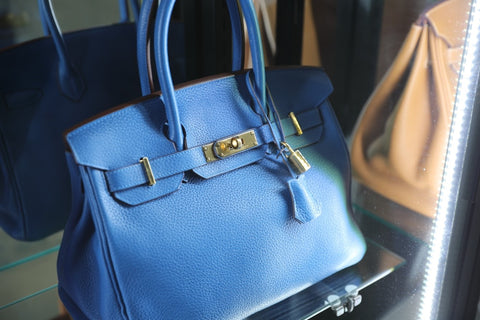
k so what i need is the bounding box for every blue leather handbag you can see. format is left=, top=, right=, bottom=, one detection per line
left=0, top=0, right=186, bottom=240
left=58, top=0, right=366, bottom=318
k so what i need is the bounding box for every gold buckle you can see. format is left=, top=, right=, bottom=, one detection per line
left=289, top=112, right=303, bottom=136
left=203, top=130, right=258, bottom=163
left=140, top=157, right=156, bottom=186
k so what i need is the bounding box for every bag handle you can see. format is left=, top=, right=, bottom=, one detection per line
left=38, top=0, right=84, bottom=100
left=137, top=0, right=244, bottom=95
left=155, top=0, right=265, bottom=150
left=38, top=0, right=140, bottom=100
left=39, top=0, right=140, bottom=35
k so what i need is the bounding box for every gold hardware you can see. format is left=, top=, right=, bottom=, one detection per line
left=218, top=142, right=227, bottom=152
left=231, top=137, right=243, bottom=149
left=140, top=157, right=156, bottom=186
left=203, top=130, right=258, bottom=163
left=281, top=142, right=311, bottom=174
left=289, top=112, right=303, bottom=136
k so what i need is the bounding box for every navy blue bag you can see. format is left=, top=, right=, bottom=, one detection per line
left=0, top=0, right=195, bottom=240
left=0, top=0, right=143, bottom=240
left=58, top=0, right=366, bottom=318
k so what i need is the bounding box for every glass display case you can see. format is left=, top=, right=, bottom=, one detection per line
left=1, top=0, right=479, bottom=319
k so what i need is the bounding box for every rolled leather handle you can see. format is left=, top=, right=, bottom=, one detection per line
left=154, top=0, right=266, bottom=150
left=137, top=0, right=244, bottom=95
left=38, top=0, right=85, bottom=100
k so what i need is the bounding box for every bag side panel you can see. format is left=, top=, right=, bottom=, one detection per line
left=0, top=24, right=141, bottom=240
left=0, top=128, right=24, bottom=239
left=62, top=67, right=366, bottom=319
left=58, top=153, right=127, bottom=320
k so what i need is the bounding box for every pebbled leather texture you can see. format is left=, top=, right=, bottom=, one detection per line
left=60, top=66, right=366, bottom=319
left=58, top=0, right=365, bottom=318
left=0, top=4, right=184, bottom=240
left=288, top=175, right=322, bottom=223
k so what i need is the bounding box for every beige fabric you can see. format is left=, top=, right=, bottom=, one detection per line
left=350, top=0, right=469, bottom=218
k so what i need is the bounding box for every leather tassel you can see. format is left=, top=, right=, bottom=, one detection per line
left=288, top=174, right=322, bottom=223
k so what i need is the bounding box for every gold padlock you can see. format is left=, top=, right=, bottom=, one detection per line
left=281, top=142, right=311, bottom=175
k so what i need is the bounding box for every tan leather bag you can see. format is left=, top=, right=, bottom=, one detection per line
left=350, top=0, right=469, bottom=218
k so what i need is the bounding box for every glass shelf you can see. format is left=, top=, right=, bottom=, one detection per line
left=0, top=284, right=60, bottom=320
left=247, top=239, right=405, bottom=319
left=0, top=237, right=403, bottom=320
left=0, top=228, right=61, bottom=319
left=352, top=181, right=433, bottom=244
left=0, top=229, right=62, bottom=270
left=0, top=247, right=58, bottom=308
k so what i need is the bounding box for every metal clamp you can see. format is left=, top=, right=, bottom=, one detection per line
left=331, top=292, right=362, bottom=317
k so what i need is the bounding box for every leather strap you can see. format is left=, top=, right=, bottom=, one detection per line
left=105, top=124, right=274, bottom=192
left=280, top=108, right=322, bottom=137
left=155, top=0, right=265, bottom=150
left=105, top=107, right=320, bottom=192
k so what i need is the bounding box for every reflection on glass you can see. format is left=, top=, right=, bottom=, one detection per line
left=350, top=0, right=470, bottom=219
left=421, top=0, right=478, bottom=318
left=345, top=0, right=472, bottom=319
left=0, top=0, right=476, bottom=319
left=0, top=229, right=61, bottom=270
left=247, top=240, right=404, bottom=319
left=0, top=283, right=59, bottom=319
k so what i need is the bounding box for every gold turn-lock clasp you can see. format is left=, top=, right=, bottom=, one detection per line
left=281, top=142, right=311, bottom=175
left=203, top=130, right=259, bottom=163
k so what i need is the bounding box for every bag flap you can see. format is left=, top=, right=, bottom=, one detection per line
left=67, top=67, right=333, bottom=206
left=176, top=74, right=267, bottom=179
left=267, top=67, right=331, bottom=150
left=66, top=97, right=185, bottom=205
left=265, top=67, right=333, bottom=117
left=67, top=98, right=172, bottom=170
left=67, top=73, right=269, bottom=205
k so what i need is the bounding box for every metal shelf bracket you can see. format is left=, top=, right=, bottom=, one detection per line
left=331, top=292, right=362, bottom=317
